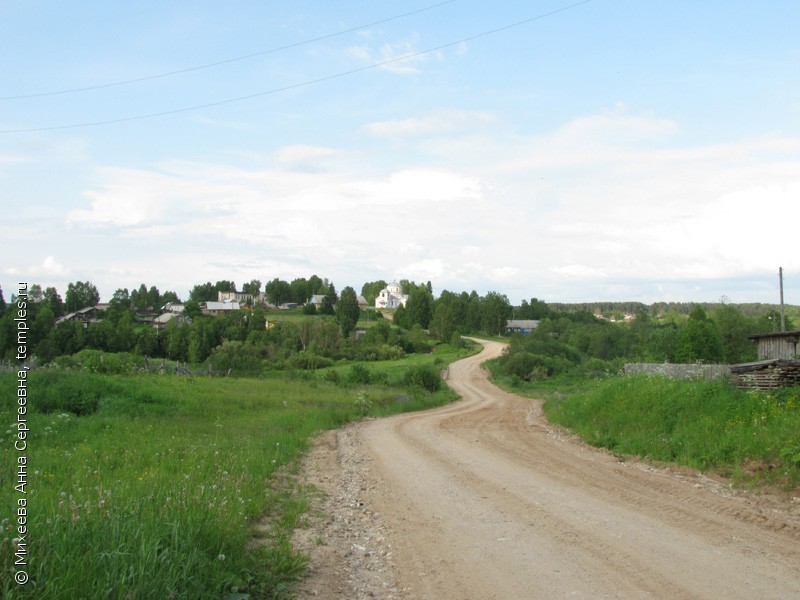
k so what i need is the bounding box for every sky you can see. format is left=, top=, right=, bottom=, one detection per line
left=2, top=0, right=799, bottom=306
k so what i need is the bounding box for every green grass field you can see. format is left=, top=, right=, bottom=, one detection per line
left=542, top=376, right=800, bottom=489
left=0, top=346, right=468, bottom=599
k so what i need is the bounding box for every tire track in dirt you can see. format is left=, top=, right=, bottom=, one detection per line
left=296, top=339, right=800, bottom=599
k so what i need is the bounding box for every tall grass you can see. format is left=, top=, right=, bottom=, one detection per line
left=0, top=365, right=457, bottom=599
left=544, top=375, right=800, bottom=488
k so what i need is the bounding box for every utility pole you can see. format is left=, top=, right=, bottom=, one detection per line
left=779, top=266, right=786, bottom=332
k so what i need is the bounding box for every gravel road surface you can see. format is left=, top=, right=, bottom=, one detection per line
left=294, top=339, right=800, bottom=599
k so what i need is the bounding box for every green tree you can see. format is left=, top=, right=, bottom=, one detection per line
left=336, top=286, right=361, bottom=337
left=430, top=302, right=457, bottom=342
left=289, top=278, right=311, bottom=304
left=320, top=283, right=337, bottom=315
left=404, top=288, right=434, bottom=329
left=190, top=282, right=216, bottom=303
left=481, top=292, right=512, bottom=336
left=242, top=279, right=262, bottom=297
left=361, top=280, right=387, bottom=306
left=675, top=306, right=723, bottom=363
left=147, top=285, right=161, bottom=310
left=43, top=286, right=64, bottom=317
left=215, top=280, right=236, bottom=293
left=713, top=304, right=756, bottom=363
left=130, top=283, right=149, bottom=312
left=107, top=288, right=131, bottom=321
left=518, top=297, right=551, bottom=320
left=65, top=281, right=100, bottom=312
left=265, top=278, right=292, bottom=306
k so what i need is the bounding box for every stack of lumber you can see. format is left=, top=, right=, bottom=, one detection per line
left=729, top=359, right=800, bottom=390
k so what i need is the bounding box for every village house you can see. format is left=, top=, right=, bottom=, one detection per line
left=55, top=305, right=105, bottom=328
left=202, top=301, right=241, bottom=315
left=375, top=282, right=408, bottom=309
left=218, top=290, right=266, bottom=305
left=505, top=320, right=540, bottom=335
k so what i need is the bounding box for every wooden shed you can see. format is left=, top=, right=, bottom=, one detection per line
left=747, top=331, right=800, bottom=361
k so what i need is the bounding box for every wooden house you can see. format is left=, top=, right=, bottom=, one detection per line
left=747, top=331, right=800, bottom=360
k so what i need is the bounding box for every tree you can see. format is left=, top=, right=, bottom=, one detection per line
left=320, top=283, right=337, bottom=315
left=361, top=280, right=387, bottom=306
left=0, top=286, right=5, bottom=318
left=404, top=288, right=433, bottom=329
left=65, top=281, right=100, bottom=312
left=674, top=306, right=723, bottom=363
left=130, top=283, right=149, bottom=312
left=289, top=278, right=311, bottom=304
left=43, top=287, right=64, bottom=317
left=107, top=288, right=131, bottom=321
left=161, top=290, right=180, bottom=306
left=336, top=287, right=361, bottom=337
left=147, top=285, right=161, bottom=310
left=481, top=291, right=512, bottom=336
left=518, top=298, right=551, bottom=320
left=430, top=302, right=458, bottom=342
left=265, top=278, right=292, bottom=306
left=713, top=304, right=756, bottom=363
left=190, top=282, right=216, bottom=303
left=242, top=279, right=262, bottom=297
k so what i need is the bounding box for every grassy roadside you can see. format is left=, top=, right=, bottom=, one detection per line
left=487, top=358, right=800, bottom=491
left=0, top=346, right=470, bottom=599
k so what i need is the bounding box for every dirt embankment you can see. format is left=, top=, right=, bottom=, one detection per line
left=294, top=340, right=800, bottom=599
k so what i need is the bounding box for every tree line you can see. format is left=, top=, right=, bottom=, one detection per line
left=0, top=279, right=792, bottom=376
left=0, top=278, right=514, bottom=368
left=496, top=302, right=795, bottom=382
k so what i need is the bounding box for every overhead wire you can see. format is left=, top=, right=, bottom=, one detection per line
left=0, top=0, right=458, bottom=101
left=0, top=0, right=593, bottom=134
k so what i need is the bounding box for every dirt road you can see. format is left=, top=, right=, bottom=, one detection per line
left=295, top=340, right=800, bottom=599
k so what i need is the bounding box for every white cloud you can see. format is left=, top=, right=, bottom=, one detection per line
left=35, top=256, right=70, bottom=276
left=346, top=34, right=431, bottom=74
left=54, top=106, right=800, bottom=303
left=364, top=110, right=499, bottom=138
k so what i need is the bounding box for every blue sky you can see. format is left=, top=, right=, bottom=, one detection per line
left=2, top=0, right=799, bottom=305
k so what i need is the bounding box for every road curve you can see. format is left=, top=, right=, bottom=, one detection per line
left=295, top=339, right=800, bottom=599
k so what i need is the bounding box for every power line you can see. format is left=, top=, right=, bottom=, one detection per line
left=0, top=0, right=457, bottom=101
left=0, top=0, right=593, bottom=134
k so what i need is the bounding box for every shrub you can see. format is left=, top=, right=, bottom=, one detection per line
left=403, top=365, right=442, bottom=392
left=347, top=364, right=372, bottom=385
left=207, top=341, right=264, bottom=375
left=33, top=371, right=105, bottom=416
left=51, top=349, right=144, bottom=375
left=320, top=369, right=340, bottom=385
left=286, top=350, right=334, bottom=370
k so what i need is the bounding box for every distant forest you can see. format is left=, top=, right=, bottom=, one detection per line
left=547, top=301, right=800, bottom=323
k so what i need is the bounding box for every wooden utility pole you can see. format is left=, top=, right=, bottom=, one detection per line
left=779, top=266, right=786, bottom=332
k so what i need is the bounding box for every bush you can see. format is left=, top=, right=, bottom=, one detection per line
left=286, top=350, right=334, bottom=370
left=347, top=364, right=372, bottom=385
left=403, top=365, right=442, bottom=392
left=51, top=349, right=144, bottom=375
left=32, top=371, right=105, bottom=416
left=321, top=369, right=341, bottom=385
left=207, top=341, right=264, bottom=375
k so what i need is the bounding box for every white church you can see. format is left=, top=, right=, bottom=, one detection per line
left=374, top=282, right=408, bottom=309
